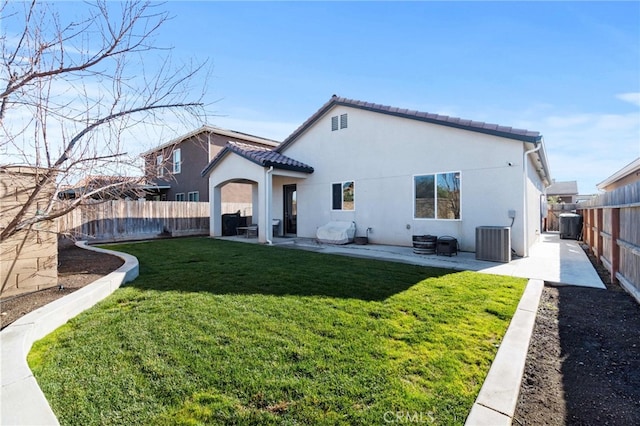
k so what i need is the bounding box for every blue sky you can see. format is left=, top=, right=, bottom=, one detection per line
left=151, top=1, right=639, bottom=194
left=7, top=1, right=640, bottom=193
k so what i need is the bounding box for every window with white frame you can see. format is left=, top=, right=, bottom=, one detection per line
left=175, top=193, right=185, bottom=201
left=156, top=155, right=163, bottom=177
left=332, top=181, right=354, bottom=211
left=414, top=172, right=461, bottom=219
left=173, top=148, right=181, bottom=174
left=188, top=191, right=199, bottom=202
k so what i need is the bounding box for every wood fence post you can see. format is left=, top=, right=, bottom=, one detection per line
left=596, top=208, right=603, bottom=263
left=588, top=208, right=594, bottom=251
left=611, top=208, right=620, bottom=285
left=583, top=208, right=591, bottom=249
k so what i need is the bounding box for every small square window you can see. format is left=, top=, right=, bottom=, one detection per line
left=175, top=193, right=185, bottom=201
left=188, top=191, right=199, bottom=202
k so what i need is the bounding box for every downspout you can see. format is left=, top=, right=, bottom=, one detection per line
left=523, top=142, right=542, bottom=257
left=265, top=166, right=274, bottom=245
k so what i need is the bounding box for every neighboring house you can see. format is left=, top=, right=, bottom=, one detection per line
left=544, top=180, right=578, bottom=232
left=546, top=180, right=578, bottom=204
left=202, top=96, right=552, bottom=257
left=596, top=157, right=640, bottom=192
left=141, top=126, right=279, bottom=205
left=58, top=175, right=148, bottom=200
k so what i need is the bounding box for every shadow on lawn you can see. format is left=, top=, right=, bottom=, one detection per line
left=119, top=238, right=455, bottom=302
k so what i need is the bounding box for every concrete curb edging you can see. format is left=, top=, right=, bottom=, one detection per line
left=465, top=279, right=544, bottom=425
left=1, top=241, right=139, bottom=426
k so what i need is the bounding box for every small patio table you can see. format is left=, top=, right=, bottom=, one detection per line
left=236, top=225, right=258, bottom=238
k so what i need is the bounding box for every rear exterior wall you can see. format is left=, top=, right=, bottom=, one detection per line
left=280, top=106, right=540, bottom=255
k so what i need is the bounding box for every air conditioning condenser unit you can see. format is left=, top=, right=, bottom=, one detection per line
left=475, top=226, right=511, bottom=263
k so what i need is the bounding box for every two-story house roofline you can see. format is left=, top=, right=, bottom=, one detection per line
left=142, top=125, right=280, bottom=203
left=140, top=125, right=279, bottom=158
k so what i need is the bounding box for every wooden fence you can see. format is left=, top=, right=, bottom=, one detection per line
left=546, top=203, right=578, bottom=232
left=578, top=181, right=640, bottom=303
left=57, top=200, right=210, bottom=243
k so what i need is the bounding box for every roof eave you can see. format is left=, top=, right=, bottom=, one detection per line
left=263, top=161, right=314, bottom=173
left=341, top=100, right=543, bottom=144
left=596, top=157, right=640, bottom=189
left=527, top=138, right=552, bottom=187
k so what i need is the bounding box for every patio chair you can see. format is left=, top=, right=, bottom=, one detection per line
left=246, top=224, right=258, bottom=238
left=236, top=223, right=258, bottom=238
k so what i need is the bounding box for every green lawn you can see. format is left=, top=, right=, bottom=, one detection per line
left=28, top=237, right=526, bottom=425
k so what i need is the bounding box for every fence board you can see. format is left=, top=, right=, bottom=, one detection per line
left=546, top=203, right=578, bottom=231
left=57, top=200, right=210, bottom=242
left=578, top=182, right=640, bottom=303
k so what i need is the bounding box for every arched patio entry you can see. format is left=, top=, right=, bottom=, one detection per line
left=203, top=142, right=314, bottom=244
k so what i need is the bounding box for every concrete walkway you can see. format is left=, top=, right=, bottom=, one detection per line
left=0, top=233, right=604, bottom=425
left=0, top=242, right=139, bottom=426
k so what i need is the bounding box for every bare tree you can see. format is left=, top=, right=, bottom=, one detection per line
left=0, top=0, right=209, bottom=242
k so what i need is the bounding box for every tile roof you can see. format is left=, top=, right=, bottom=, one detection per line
left=201, top=141, right=314, bottom=177
left=546, top=180, right=578, bottom=195
left=277, top=95, right=543, bottom=153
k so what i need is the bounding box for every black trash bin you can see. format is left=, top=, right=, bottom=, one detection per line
left=559, top=213, right=583, bottom=240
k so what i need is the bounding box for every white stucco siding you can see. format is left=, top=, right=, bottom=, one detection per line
left=282, top=105, right=530, bottom=251
left=207, top=154, right=266, bottom=239
left=524, top=149, right=546, bottom=251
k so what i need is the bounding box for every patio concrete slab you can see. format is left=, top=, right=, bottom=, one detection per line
left=269, top=232, right=605, bottom=289
left=479, top=233, right=605, bottom=288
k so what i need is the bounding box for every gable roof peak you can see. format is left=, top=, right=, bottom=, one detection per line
left=277, top=95, right=543, bottom=153
left=201, top=141, right=314, bottom=177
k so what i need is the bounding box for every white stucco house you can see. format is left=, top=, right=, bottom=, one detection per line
left=202, top=96, right=552, bottom=257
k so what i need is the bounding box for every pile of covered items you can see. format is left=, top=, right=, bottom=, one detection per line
left=316, top=221, right=356, bottom=244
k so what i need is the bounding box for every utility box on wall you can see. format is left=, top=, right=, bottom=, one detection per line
left=0, top=167, right=58, bottom=297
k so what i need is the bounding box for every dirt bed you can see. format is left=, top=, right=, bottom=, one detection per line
left=514, top=245, right=640, bottom=425
left=1, top=244, right=124, bottom=330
